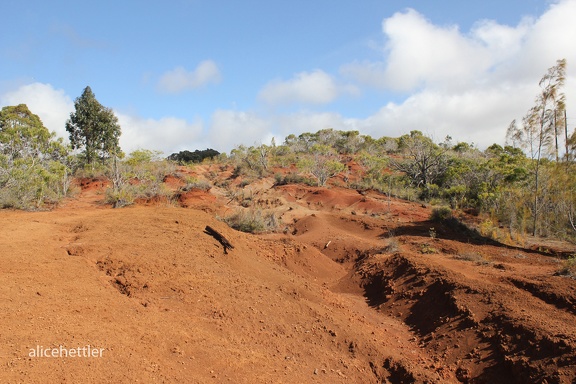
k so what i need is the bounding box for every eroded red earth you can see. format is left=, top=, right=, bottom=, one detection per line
left=1, top=167, right=574, bottom=383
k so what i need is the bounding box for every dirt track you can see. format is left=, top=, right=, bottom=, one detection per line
left=0, top=173, right=574, bottom=383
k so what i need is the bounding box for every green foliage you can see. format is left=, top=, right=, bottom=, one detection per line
left=0, top=104, right=71, bottom=209
left=297, top=144, right=346, bottom=186
left=273, top=172, right=313, bottom=186
left=105, top=149, right=175, bottom=208
left=284, top=128, right=375, bottom=155
left=391, top=130, right=448, bottom=192
left=168, top=148, right=220, bottom=164
left=66, top=86, right=122, bottom=165
left=126, top=149, right=163, bottom=166
left=230, top=144, right=271, bottom=178
left=430, top=206, right=453, bottom=222
left=506, top=59, right=567, bottom=236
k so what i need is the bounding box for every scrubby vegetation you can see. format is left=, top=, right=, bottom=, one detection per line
left=1, top=60, right=575, bottom=245
left=557, top=256, right=576, bottom=278
left=221, top=59, right=576, bottom=243
left=105, top=149, right=175, bottom=207
left=0, top=104, right=72, bottom=209
left=223, top=208, right=280, bottom=233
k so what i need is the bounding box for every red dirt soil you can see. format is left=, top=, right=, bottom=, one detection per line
left=0, top=172, right=575, bottom=383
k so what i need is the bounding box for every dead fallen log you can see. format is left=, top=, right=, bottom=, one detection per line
left=204, top=226, right=234, bottom=254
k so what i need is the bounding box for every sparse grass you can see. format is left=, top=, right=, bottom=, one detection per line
left=273, top=172, right=314, bottom=186
left=556, top=256, right=576, bottom=278
left=105, top=154, right=177, bottom=208
left=454, top=252, right=491, bottom=265
left=105, top=184, right=136, bottom=208
left=384, top=238, right=400, bottom=253
left=182, top=176, right=212, bottom=192
left=106, top=182, right=174, bottom=208
left=223, top=208, right=280, bottom=233
left=420, top=243, right=438, bottom=254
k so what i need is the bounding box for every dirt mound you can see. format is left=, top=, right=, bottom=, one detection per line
left=1, top=173, right=575, bottom=383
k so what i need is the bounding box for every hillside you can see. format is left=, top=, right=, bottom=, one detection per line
left=0, top=166, right=575, bottom=383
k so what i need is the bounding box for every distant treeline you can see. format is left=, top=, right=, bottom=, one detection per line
left=167, top=149, right=220, bottom=164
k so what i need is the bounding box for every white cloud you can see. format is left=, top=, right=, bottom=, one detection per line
left=505, top=0, right=576, bottom=81
left=258, top=70, right=342, bottom=105
left=340, top=61, right=388, bottom=89
left=0, top=82, right=74, bottom=140
left=157, top=60, right=221, bottom=94
left=352, top=84, right=537, bottom=146
left=208, top=110, right=272, bottom=151
left=117, top=113, right=205, bottom=155
left=336, top=0, right=576, bottom=148
left=207, top=109, right=360, bottom=151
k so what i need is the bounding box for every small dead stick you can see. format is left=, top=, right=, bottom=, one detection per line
left=204, top=226, right=234, bottom=254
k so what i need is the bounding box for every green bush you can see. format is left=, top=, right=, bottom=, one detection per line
left=273, top=172, right=310, bottom=186
left=0, top=104, right=72, bottom=210
left=105, top=150, right=176, bottom=208
left=430, top=206, right=453, bottom=222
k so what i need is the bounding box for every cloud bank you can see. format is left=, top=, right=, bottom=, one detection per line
left=339, top=0, right=576, bottom=145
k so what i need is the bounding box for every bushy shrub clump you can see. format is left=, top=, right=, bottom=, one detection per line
left=430, top=206, right=453, bottom=222
left=223, top=209, right=279, bottom=233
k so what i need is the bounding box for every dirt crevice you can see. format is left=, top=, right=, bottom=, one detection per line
left=355, top=252, right=576, bottom=383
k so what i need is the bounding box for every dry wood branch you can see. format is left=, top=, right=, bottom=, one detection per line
left=204, top=225, right=234, bottom=254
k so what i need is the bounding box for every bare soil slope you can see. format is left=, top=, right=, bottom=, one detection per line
left=0, top=174, right=575, bottom=383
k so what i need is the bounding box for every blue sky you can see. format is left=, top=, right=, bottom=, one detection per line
left=1, top=0, right=575, bottom=154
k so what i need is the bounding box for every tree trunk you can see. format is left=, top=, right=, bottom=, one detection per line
left=565, top=109, right=569, bottom=162
left=554, top=110, right=559, bottom=162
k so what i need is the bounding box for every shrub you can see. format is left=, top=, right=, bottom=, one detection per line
left=167, top=148, right=220, bottom=164
left=384, top=238, right=400, bottom=253
left=430, top=206, right=453, bottom=222
left=105, top=184, right=137, bottom=208
left=182, top=177, right=212, bottom=192
left=223, top=209, right=280, bottom=233
left=105, top=150, right=176, bottom=208
left=273, top=172, right=310, bottom=186
left=556, top=256, right=576, bottom=278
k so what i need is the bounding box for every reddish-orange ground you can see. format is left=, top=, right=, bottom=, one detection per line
left=0, top=168, right=574, bottom=383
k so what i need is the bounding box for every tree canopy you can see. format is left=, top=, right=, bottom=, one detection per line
left=0, top=104, right=70, bottom=208
left=168, top=149, right=220, bottom=164
left=66, top=86, right=121, bottom=165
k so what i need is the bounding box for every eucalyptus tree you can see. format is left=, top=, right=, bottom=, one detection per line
left=506, top=59, right=566, bottom=236
left=297, top=144, right=346, bottom=186
left=0, top=104, right=70, bottom=208
left=66, top=86, right=122, bottom=166
left=391, top=131, right=448, bottom=195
